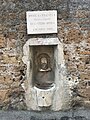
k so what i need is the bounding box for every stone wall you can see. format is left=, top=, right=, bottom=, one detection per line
left=0, top=0, right=90, bottom=110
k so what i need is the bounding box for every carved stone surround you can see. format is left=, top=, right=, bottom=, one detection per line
left=22, top=38, right=70, bottom=111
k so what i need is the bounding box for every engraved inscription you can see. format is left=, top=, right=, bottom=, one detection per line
left=26, top=10, right=57, bottom=34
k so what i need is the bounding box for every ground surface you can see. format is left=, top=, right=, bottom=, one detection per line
left=0, top=108, right=90, bottom=120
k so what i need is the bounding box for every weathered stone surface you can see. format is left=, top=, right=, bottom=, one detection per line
left=0, top=75, right=13, bottom=85
left=0, top=89, right=10, bottom=109
left=0, top=0, right=90, bottom=110
left=0, top=35, right=6, bottom=48
left=22, top=38, right=70, bottom=111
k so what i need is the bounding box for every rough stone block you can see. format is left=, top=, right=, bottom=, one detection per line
left=80, top=73, right=90, bottom=80
left=0, top=75, right=13, bottom=85
left=0, top=89, right=10, bottom=104
left=0, top=35, right=6, bottom=48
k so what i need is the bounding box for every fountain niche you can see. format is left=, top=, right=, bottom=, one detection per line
left=22, top=38, right=70, bottom=111
left=33, top=46, right=54, bottom=89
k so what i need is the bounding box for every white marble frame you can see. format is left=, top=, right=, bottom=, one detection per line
left=22, top=38, right=70, bottom=111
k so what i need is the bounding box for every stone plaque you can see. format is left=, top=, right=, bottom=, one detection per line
left=26, top=10, right=57, bottom=34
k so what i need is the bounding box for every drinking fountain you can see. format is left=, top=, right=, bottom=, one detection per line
left=22, top=38, right=70, bottom=111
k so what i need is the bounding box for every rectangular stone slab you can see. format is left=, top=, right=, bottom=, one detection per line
left=26, top=10, right=57, bottom=34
